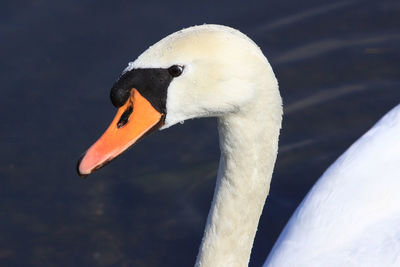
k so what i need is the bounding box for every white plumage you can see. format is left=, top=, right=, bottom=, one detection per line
left=265, top=104, right=400, bottom=267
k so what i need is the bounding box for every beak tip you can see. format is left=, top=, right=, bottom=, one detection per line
left=77, top=153, right=90, bottom=178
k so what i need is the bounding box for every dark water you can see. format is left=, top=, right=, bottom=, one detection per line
left=1, top=0, right=399, bottom=266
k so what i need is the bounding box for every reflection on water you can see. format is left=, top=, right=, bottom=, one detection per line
left=1, top=0, right=400, bottom=266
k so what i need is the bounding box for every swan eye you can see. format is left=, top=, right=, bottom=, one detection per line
left=168, top=65, right=184, bottom=77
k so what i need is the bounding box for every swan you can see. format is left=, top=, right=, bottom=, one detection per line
left=77, top=24, right=400, bottom=266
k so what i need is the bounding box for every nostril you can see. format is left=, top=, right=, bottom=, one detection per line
left=117, top=105, right=133, bottom=128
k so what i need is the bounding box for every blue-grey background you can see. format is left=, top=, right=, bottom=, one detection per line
left=1, top=0, right=399, bottom=266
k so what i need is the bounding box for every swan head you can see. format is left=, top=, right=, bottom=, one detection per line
left=77, top=24, right=277, bottom=177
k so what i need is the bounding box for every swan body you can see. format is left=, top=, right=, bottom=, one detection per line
left=265, top=104, right=400, bottom=267
left=77, top=24, right=400, bottom=267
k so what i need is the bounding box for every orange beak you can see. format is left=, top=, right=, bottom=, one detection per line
left=77, top=89, right=164, bottom=177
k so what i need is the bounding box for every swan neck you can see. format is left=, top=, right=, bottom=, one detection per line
left=195, top=83, right=282, bottom=267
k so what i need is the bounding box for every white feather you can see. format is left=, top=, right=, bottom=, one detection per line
left=265, top=105, right=400, bottom=267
